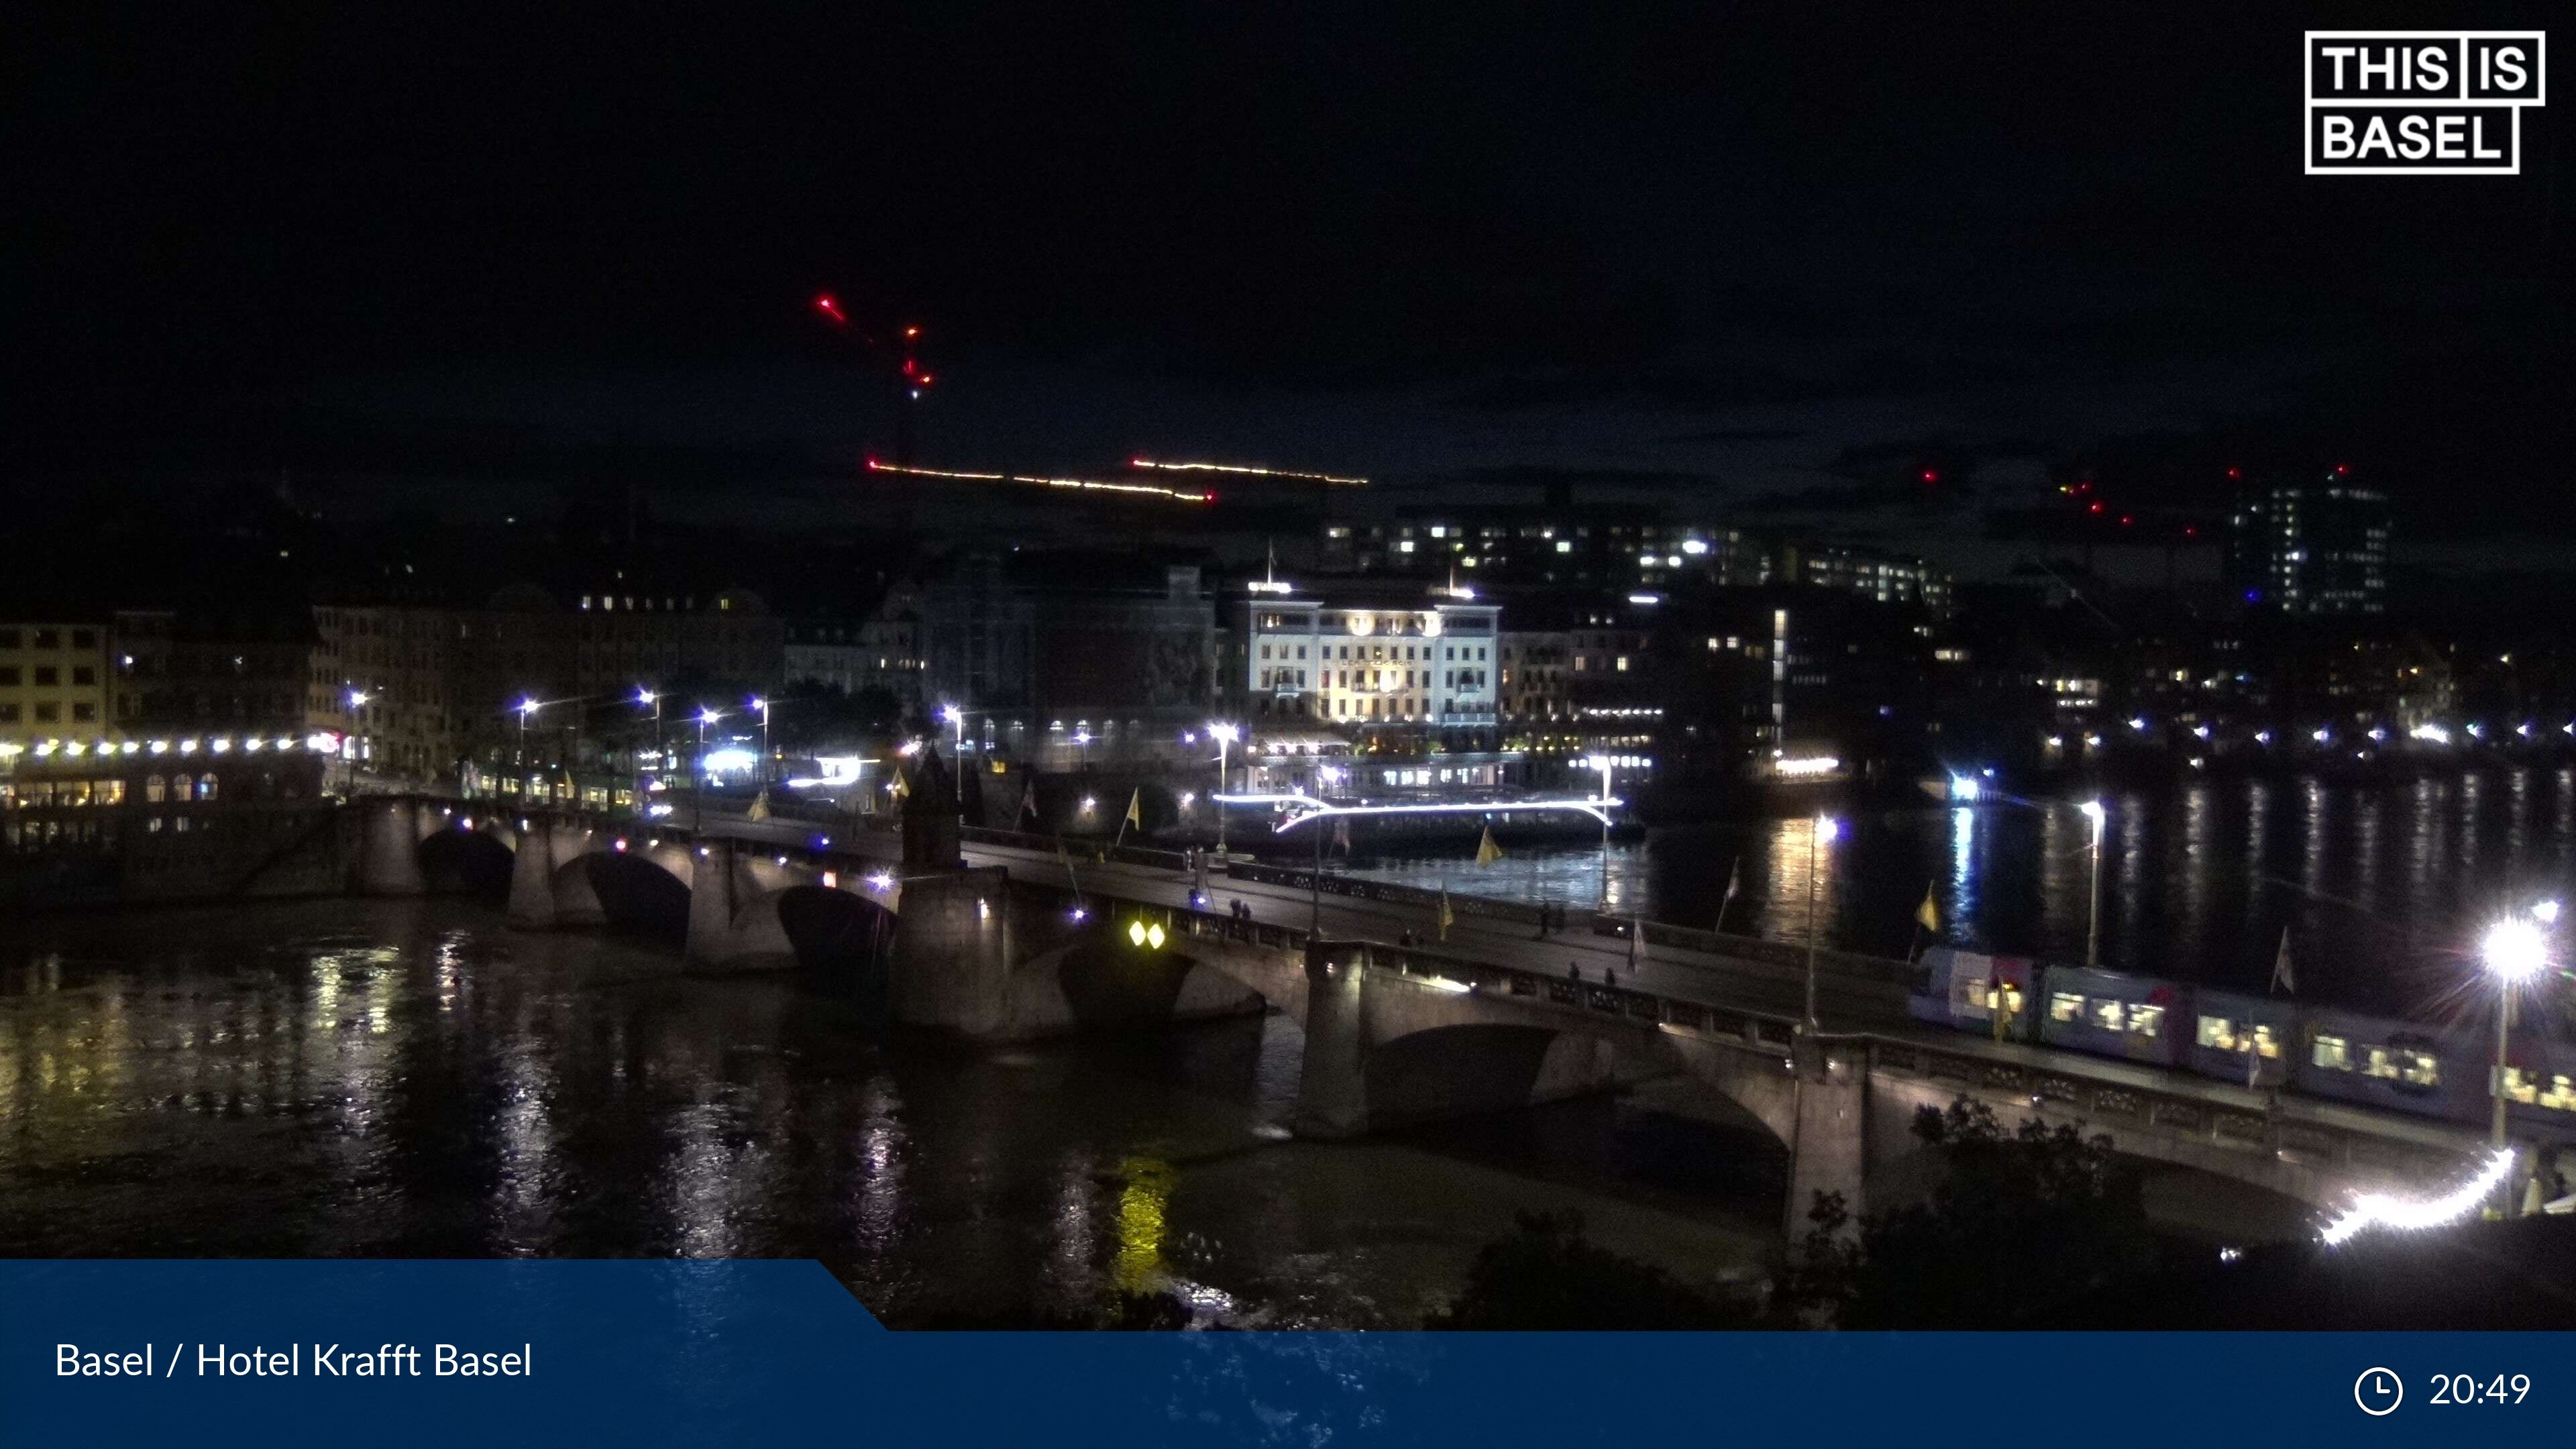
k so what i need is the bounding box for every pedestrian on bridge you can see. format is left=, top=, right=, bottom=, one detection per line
left=1567, top=961, right=1580, bottom=983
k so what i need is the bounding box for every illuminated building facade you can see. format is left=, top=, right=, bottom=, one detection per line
left=1234, top=587, right=1500, bottom=728
left=2229, top=473, right=2390, bottom=616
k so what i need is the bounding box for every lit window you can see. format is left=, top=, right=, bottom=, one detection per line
left=2399, top=1051, right=2440, bottom=1087
left=2051, top=992, right=2086, bottom=1024
left=2090, top=999, right=2124, bottom=1032
left=2363, top=1047, right=2400, bottom=1080
left=2196, top=1016, right=2235, bottom=1050
left=2312, top=1035, right=2351, bottom=1071
left=2126, top=1004, right=2163, bottom=1036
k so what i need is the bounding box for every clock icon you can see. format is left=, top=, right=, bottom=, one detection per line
left=2355, top=1367, right=2404, bottom=1416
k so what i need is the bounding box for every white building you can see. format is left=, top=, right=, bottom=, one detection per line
left=1237, top=588, right=1500, bottom=727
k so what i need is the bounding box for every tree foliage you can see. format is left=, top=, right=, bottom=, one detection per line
left=1428, top=1210, right=1762, bottom=1329
left=1786, top=1098, right=2159, bottom=1328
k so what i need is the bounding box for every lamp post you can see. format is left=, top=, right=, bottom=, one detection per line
left=695, top=707, right=720, bottom=830
left=515, top=699, right=539, bottom=795
left=1805, top=814, right=1839, bottom=1030
left=1209, top=721, right=1239, bottom=859
left=751, top=696, right=772, bottom=786
left=2080, top=800, right=2106, bottom=968
left=1589, top=755, right=1614, bottom=908
left=637, top=688, right=661, bottom=796
left=344, top=688, right=370, bottom=794
left=2482, top=914, right=2547, bottom=1214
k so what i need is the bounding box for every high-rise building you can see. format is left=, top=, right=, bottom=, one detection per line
left=2229, top=471, right=2391, bottom=616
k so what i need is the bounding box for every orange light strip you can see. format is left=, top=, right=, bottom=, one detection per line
left=1130, top=458, right=1368, bottom=486
left=865, top=460, right=1214, bottom=504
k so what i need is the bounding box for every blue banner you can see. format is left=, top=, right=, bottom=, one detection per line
left=0, top=1262, right=2554, bottom=1445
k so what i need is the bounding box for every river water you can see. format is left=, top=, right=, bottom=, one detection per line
left=0, top=900, right=1784, bottom=1328
left=1344, top=767, right=2576, bottom=1021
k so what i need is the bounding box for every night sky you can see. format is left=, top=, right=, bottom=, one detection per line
left=9, top=4, right=2570, bottom=577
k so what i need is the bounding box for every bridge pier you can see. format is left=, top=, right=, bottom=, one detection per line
left=505, top=818, right=557, bottom=928
left=1291, top=941, right=1373, bottom=1138
left=888, top=868, right=1014, bottom=1036
left=1783, top=1035, right=1868, bottom=1244
left=685, top=841, right=741, bottom=965
left=358, top=797, right=427, bottom=897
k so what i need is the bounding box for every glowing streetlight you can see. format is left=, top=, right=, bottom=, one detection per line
left=750, top=696, right=771, bottom=784
left=694, top=707, right=721, bottom=830
left=344, top=689, right=370, bottom=792
left=637, top=687, right=662, bottom=784
left=2533, top=900, right=2561, bottom=926
left=1208, top=721, right=1240, bottom=858
left=2483, top=915, right=2547, bottom=1212
left=2079, top=800, right=2106, bottom=969
left=1804, top=814, right=1841, bottom=1029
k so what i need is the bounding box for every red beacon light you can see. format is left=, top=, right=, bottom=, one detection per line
left=814, top=294, right=847, bottom=324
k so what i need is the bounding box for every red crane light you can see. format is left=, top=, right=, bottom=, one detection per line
left=814, top=294, right=847, bottom=325
left=1920, top=468, right=1938, bottom=484
left=2088, top=501, right=2104, bottom=515
left=2333, top=463, right=2350, bottom=476
left=2119, top=515, right=2135, bottom=527
left=2224, top=466, right=2241, bottom=480
left=903, top=325, right=921, bottom=341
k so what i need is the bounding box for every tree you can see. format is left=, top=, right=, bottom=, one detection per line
left=1427, top=1210, right=1762, bottom=1329
left=1785, top=1098, right=2158, bottom=1329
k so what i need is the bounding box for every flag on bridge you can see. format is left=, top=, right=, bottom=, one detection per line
left=2270, top=927, right=2296, bottom=996
left=1474, top=825, right=1503, bottom=867
left=1019, top=777, right=1038, bottom=824
left=1333, top=816, right=1352, bottom=857
left=745, top=789, right=770, bottom=822
left=1123, top=789, right=1142, bottom=830
left=1438, top=883, right=1454, bottom=943
left=1718, top=856, right=1741, bottom=928
left=1914, top=883, right=1941, bottom=933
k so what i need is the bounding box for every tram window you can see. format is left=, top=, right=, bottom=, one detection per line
left=2363, top=1047, right=2399, bottom=1080
left=2539, top=1075, right=2576, bottom=1112
left=2052, top=992, right=2087, bottom=1024
left=2125, top=1004, right=2164, bottom=1036
left=2399, top=1051, right=2440, bottom=1087
left=2312, top=1035, right=2351, bottom=1071
left=2197, top=1016, right=2236, bottom=1050
left=2090, top=1000, right=2124, bottom=1032
left=2498, top=1067, right=2539, bottom=1105
left=2251, top=1024, right=2281, bottom=1059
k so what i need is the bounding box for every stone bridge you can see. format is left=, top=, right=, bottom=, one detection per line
left=345, top=791, right=2490, bottom=1239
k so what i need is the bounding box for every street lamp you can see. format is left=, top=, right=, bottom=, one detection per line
left=2079, top=799, right=2106, bottom=968
left=637, top=688, right=661, bottom=792
left=1587, top=755, right=1615, bottom=908
left=750, top=696, right=771, bottom=785
left=345, top=688, right=370, bottom=794
left=515, top=698, right=539, bottom=790
left=695, top=707, right=720, bottom=830
left=1805, top=814, right=1840, bottom=1029
left=2482, top=915, right=2547, bottom=1212
left=1209, top=721, right=1240, bottom=858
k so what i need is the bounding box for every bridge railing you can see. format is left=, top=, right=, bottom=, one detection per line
left=1221, top=859, right=1925, bottom=991
left=961, top=824, right=1195, bottom=873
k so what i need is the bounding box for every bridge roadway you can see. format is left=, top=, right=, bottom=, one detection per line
left=691, top=810, right=2478, bottom=1168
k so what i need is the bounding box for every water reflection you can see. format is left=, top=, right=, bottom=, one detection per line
left=0, top=900, right=1782, bottom=1326
left=1346, top=767, right=2576, bottom=1016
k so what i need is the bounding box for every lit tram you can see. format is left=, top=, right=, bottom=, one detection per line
left=1910, top=948, right=2576, bottom=1149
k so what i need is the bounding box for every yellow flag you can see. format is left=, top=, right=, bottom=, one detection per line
left=1123, top=789, right=1142, bottom=828
left=746, top=789, right=771, bottom=822
left=1438, top=885, right=1454, bottom=941
left=1914, top=883, right=1939, bottom=932
left=890, top=769, right=909, bottom=800
left=1474, top=825, right=1503, bottom=867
